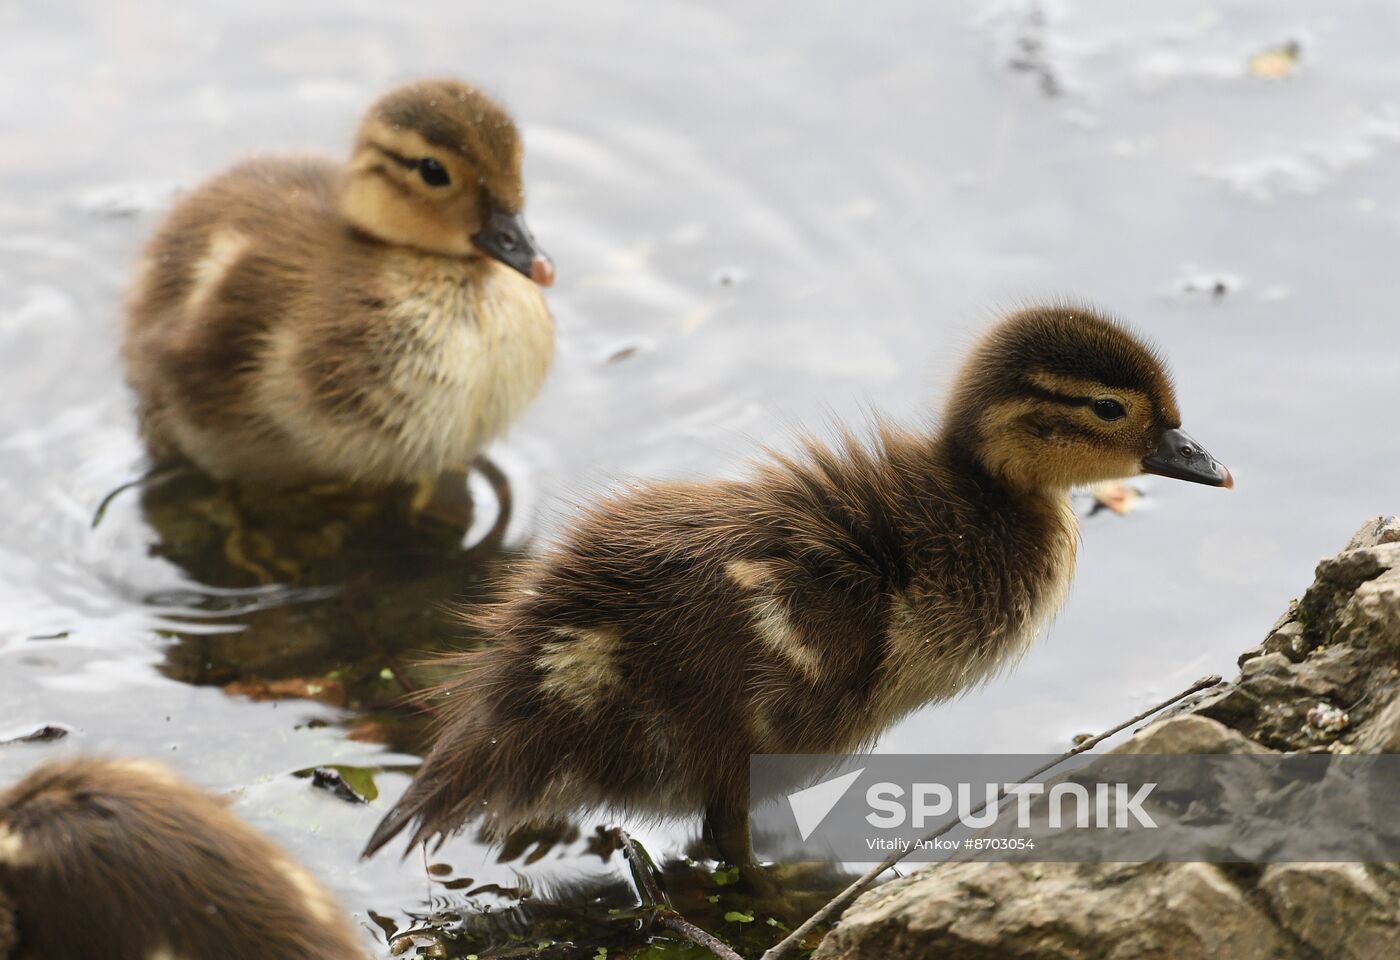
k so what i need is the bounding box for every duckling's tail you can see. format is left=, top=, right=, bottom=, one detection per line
left=361, top=801, right=414, bottom=859
left=361, top=760, right=464, bottom=859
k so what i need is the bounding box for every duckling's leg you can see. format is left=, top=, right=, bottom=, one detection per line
left=407, top=470, right=474, bottom=532
left=0, top=883, right=16, bottom=958
left=208, top=483, right=288, bottom=585
left=703, top=790, right=756, bottom=869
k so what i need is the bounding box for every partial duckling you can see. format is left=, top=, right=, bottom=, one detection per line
left=364, top=305, right=1232, bottom=865
left=123, top=78, right=555, bottom=487
left=0, top=758, right=367, bottom=960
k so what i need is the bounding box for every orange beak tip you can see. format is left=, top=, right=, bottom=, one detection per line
left=531, top=258, right=556, bottom=287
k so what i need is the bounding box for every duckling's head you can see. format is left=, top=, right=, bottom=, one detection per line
left=946, top=305, right=1232, bottom=492
left=340, top=78, right=554, bottom=285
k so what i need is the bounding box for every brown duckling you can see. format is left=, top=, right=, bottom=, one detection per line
left=123, top=78, right=554, bottom=488
left=0, top=757, right=367, bottom=960
left=363, top=305, right=1232, bottom=866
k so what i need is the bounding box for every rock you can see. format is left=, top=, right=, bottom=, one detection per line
left=1110, top=714, right=1271, bottom=755
left=1342, top=515, right=1400, bottom=550
left=819, top=517, right=1400, bottom=959
left=1261, top=863, right=1400, bottom=960
left=1332, top=568, right=1400, bottom=653
left=1262, top=619, right=1309, bottom=662
left=814, top=862, right=1291, bottom=960
left=1354, top=697, right=1400, bottom=753
left=1299, top=542, right=1400, bottom=648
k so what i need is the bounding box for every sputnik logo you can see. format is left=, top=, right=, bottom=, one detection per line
left=787, top=768, right=864, bottom=841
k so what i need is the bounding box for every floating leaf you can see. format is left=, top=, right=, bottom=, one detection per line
left=711, top=864, right=741, bottom=886
left=723, top=910, right=754, bottom=923
left=1249, top=40, right=1301, bottom=79
left=223, top=677, right=346, bottom=707
left=1088, top=481, right=1142, bottom=516
left=294, top=764, right=379, bottom=803
left=0, top=724, right=70, bottom=745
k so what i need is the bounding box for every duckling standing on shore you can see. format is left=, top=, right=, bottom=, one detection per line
left=363, top=306, right=1232, bottom=866
left=123, top=78, right=554, bottom=489
left=0, top=758, right=367, bottom=960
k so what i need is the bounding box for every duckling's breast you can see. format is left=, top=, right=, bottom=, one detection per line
left=862, top=493, right=1079, bottom=742
left=267, top=252, right=554, bottom=484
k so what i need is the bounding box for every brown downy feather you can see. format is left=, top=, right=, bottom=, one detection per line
left=0, top=758, right=368, bottom=960
left=122, top=77, right=554, bottom=487
left=364, top=305, right=1229, bottom=859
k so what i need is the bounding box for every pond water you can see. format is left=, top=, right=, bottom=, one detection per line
left=2, top=0, right=1398, bottom=955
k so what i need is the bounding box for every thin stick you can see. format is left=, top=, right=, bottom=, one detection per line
left=90, top=463, right=189, bottom=528
left=760, top=673, right=1224, bottom=960
left=613, top=827, right=668, bottom=909
left=613, top=827, right=743, bottom=960
left=657, top=914, right=745, bottom=960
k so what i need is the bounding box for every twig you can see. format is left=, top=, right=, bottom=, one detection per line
left=90, top=463, right=189, bottom=529
left=612, top=827, right=742, bottom=960
left=612, top=827, right=668, bottom=909
left=657, top=914, right=744, bottom=960
left=760, top=673, right=1224, bottom=960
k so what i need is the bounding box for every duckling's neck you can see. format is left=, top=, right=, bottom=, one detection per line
left=936, top=427, right=1071, bottom=507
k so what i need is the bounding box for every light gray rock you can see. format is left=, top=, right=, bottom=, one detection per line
left=1355, top=696, right=1400, bottom=753
left=1261, top=863, right=1400, bottom=960
left=1109, top=714, right=1271, bottom=756
left=814, top=862, right=1291, bottom=960
left=1342, top=515, right=1400, bottom=550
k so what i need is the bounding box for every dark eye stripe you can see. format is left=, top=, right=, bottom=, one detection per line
left=373, top=145, right=419, bottom=170
left=1021, top=383, right=1096, bottom=408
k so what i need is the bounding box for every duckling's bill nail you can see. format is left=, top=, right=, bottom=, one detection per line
left=471, top=208, right=550, bottom=283
left=1141, top=427, right=1232, bottom=488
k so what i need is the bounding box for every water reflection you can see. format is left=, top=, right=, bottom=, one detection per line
left=122, top=463, right=521, bottom=753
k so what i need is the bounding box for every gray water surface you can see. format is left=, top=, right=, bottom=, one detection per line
left=2, top=0, right=1397, bottom=953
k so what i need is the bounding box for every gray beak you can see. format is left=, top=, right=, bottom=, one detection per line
left=1141, top=428, right=1234, bottom=488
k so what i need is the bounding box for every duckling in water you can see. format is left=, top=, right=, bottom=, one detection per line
left=0, top=758, right=366, bottom=960
left=363, top=306, right=1232, bottom=866
left=123, top=78, right=554, bottom=488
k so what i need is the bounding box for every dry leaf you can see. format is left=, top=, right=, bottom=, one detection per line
left=1249, top=41, right=1301, bottom=79
left=1088, top=481, right=1143, bottom=516
left=223, top=677, right=346, bottom=707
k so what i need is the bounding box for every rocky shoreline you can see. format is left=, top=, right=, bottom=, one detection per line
left=816, top=516, right=1400, bottom=960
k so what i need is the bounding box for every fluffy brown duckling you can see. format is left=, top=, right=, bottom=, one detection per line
left=123, top=78, right=554, bottom=488
left=363, top=305, right=1232, bottom=865
left=0, top=758, right=367, bottom=960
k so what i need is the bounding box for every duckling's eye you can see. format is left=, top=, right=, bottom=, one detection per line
left=1092, top=398, right=1127, bottom=422
left=418, top=158, right=451, bottom=187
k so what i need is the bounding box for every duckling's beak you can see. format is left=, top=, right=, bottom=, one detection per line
left=1142, top=428, right=1234, bottom=488
left=473, top=208, right=555, bottom=287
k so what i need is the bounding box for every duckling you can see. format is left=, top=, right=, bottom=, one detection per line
left=362, top=305, right=1232, bottom=866
left=123, top=78, right=555, bottom=489
left=0, top=758, right=367, bottom=960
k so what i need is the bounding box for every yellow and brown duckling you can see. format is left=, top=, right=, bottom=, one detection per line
left=123, top=77, right=555, bottom=488
left=0, top=757, right=367, bottom=960
left=363, top=305, right=1232, bottom=866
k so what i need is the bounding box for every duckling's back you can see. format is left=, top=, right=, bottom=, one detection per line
left=124, top=156, right=347, bottom=479
left=0, top=757, right=367, bottom=960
